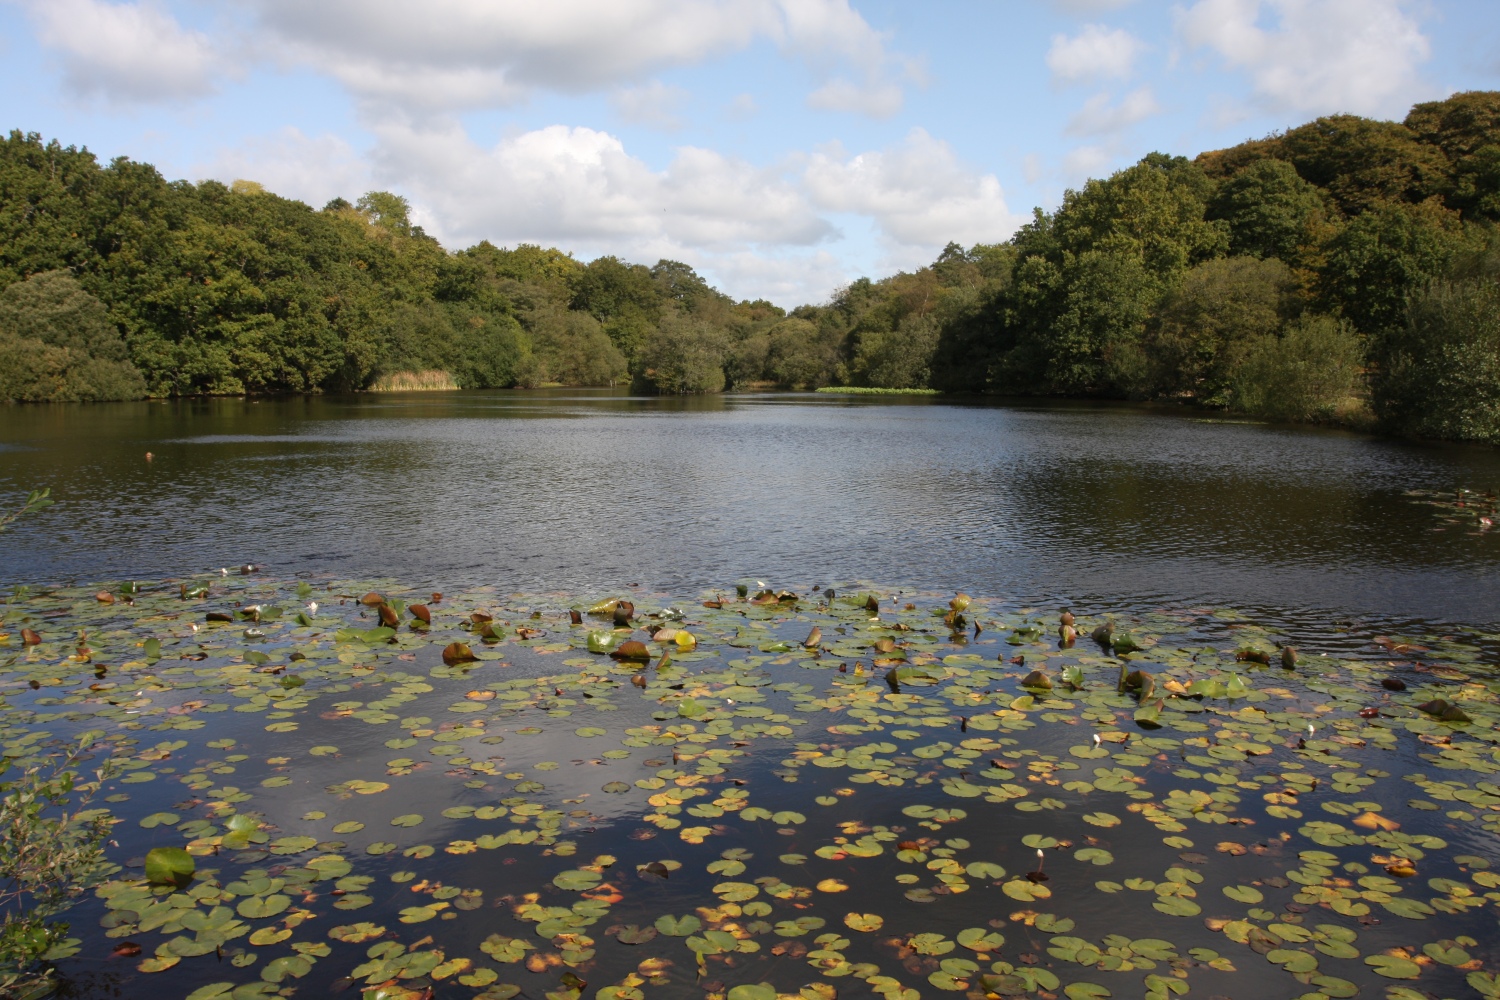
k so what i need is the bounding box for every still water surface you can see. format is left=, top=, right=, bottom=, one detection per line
left=4, top=392, right=1500, bottom=1000
left=0, top=390, right=1495, bottom=625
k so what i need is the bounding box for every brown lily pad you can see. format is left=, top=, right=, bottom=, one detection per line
left=442, top=642, right=478, bottom=665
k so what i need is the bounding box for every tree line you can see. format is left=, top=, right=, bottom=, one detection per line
left=3, top=90, right=1500, bottom=443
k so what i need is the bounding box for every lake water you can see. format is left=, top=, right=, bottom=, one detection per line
left=5, top=392, right=1500, bottom=1000
left=1, top=390, right=1496, bottom=628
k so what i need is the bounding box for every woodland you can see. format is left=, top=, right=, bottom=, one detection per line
left=4, top=91, right=1500, bottom=442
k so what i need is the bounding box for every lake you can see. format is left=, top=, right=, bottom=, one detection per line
left=1, top=390, right=1497, bottom=627
left=2, top=392, right=1500, bottom=1000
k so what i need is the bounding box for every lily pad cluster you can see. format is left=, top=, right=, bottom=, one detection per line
left=2, top=577, right=1500, bottom=1000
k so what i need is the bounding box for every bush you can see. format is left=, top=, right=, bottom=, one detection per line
left=1372, top=279, right=1500, bottom=442
left=633, top=315, right=728, bottom=394
left=0, top=742, right=113, bottom=999
left=765, top=318, right=838, bottom=389
left=1134, top=256, right=1301, bottom=404
left=854, top=312, right=939, bottom=389
left=0, top=271, right=146, bottom=401
left=1232, top=315, right=1366, bottom=421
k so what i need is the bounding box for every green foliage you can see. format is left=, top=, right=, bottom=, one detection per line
left=1318, top=200, right=1467, bottom=334
left=634, top=315, right=728, bottom=393
left=0, top=488, right=51, bottom=533
left=1231, top=315, right=1365, bottom=422
left=1276, top=114, right=1449, bottom=216
left=7, top=93, right=1500, bottom=443
left=1133, top=256, right=1301, bottom=404
left=0, top=741, right=115, bottom=999
left=1372, top=278, right=1500, bottom=442
left=0, top=271, right=146, bottom=400
left=1207, top=159, right=1328, bottom=262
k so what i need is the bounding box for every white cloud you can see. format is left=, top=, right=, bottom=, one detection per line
left=1177, top=0, right=1434, bottom=117
left=701, top=250, right=851, bottom=307
left=23, top=0, right=218, bottom=102
left=806, top=77, right=905, bottom=117
left=803, top=129, right=1024, bottom=248
left=367, top=120, right=831, bottom=254
left=1062, top=144, right=1114, bottom=180
left=235, top=0, right=911, bottom=116
left=313, top=120, right=1021, bottom=304
left=611, top=81, right=691, bottom=130
left=1066, top=85, right=1161, bottom=134
left=196, top=128, right=371, bottom=209
left=1046, top=23, right=1144, bottom=83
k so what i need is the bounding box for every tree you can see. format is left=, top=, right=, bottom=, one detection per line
left=0, top=270, right=145, bottom=400
left=1371, top=278, right=1500, bottom=443
left=1208, top=158, right=1329, bottom=263
left=1318, top=199, right=1467, bottom=333
left=1277, top=114, right=1449, bottom=216
left=356, top=191, right=412, bottom=234
left=634, top=313, right=728, bottom=393
left=1136, top=255, right=1301, bottom=404
left=1231, top=314, right=1364, bottom=422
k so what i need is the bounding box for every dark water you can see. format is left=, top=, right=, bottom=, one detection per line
left=5, top=391, right=1500, bottom=1000
left=1, top=390, right=1496, bottom=627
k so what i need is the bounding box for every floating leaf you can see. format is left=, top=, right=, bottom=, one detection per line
left=144, top=846, right=195, bottom=889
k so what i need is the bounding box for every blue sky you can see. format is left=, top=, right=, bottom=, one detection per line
left=2, top=0, right=1498, bottom=305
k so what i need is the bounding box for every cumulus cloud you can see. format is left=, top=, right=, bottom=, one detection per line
left=1177, top=0, right=1434, bottom=117
left=702, top=250, right=852, bottom=307
left=234, top=0, right=912, bottom=116
left=1062, top=144, right=1114, bottom=180
left=1046, top=23, right=1144, bottom=83
left=23, top=0, right=218, bottom=102
left=806, top=78, right=905, bottom=118
left=803, top=129, right=1023, bottom=248
left=333, top=120, right=1017, bottom=304
left=196, top=128, right=371, bottom=209
left=366, top=120, right=830, bottom=253
left=611, top=81, right=691, bottom=130
left=1066, top=86, right=1161, bottom=135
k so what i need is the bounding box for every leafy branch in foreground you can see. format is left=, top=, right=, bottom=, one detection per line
left=0, top=739, right=116, bottom=999
left=0, top=489, right=51, bottom=534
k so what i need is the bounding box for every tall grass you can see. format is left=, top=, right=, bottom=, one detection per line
left=369, top=370, right=458, bottom=392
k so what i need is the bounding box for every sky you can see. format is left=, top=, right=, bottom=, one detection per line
left=1, top=1, right=1498, bottom=307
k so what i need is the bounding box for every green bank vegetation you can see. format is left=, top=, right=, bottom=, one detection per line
left=5, top=91, right=1500, bottom=441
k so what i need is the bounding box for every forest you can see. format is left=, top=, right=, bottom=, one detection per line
left=3, top=91, right=1500, bottom=443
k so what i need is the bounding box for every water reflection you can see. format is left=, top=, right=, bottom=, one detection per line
left=0, top=391, right=1495, bottom=625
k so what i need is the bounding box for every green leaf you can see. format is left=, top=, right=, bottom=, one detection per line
left=726, top=983, right=774, bottom=1000
left=552, top=869, right=603, bottom=891
left=727, top=986, right=777, bottom=1000
left=655, top=914, right=702, bottom=936
left=1064, top=984, right=1111, bottom=1000
left=1365, top=954, right=1422, bottom=979
left=144, top=846, right=195, bottom=888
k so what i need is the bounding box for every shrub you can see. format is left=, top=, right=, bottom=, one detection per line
left=1135, top=255, right=1301, bottom=404
left=0, top=742, right=113, bottom=999
left=0, top=271, right=147, bottom=402
left=1372, top=279, right=1500, bottom=442
left=633, top=315, right=728, bottom=394
left=1232, top=315, right=1366, bottom=421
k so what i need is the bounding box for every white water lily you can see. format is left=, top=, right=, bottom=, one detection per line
left=308, top=601, right=318, bottom=615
